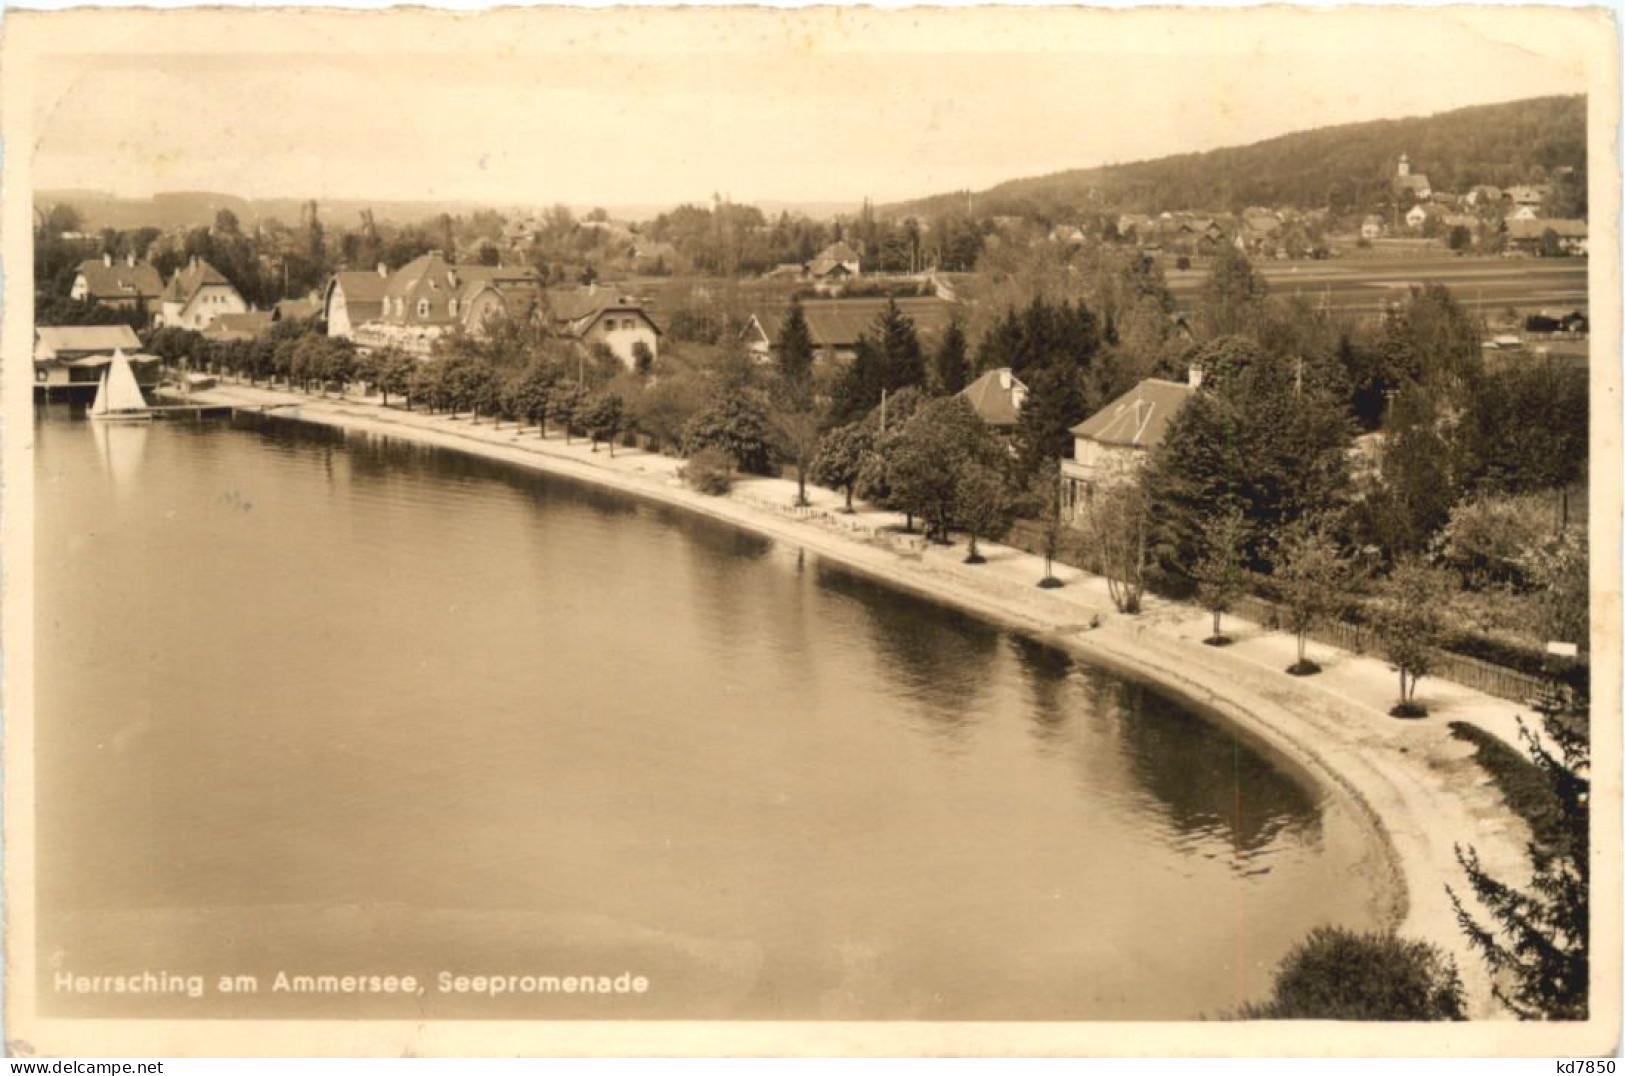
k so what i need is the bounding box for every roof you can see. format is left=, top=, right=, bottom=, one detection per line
left=816, top=241, right=860, bottom=264
left=1394, top=173, right=1432, bottom=193
left=373, top=255, right=541, bottom=327
left=958, top=367, right=1028, bottom=428
left=754, top=296, right=958, bottom=352
left=205, top=311, right=273, bottom=338
left=331, top=269, right=391, bottom=303
left=545, top=287, right=661, bottom=337
left=273, top=297, right=322, bottom=322
left=75, top=259, right=164, bottom=301
left=35, top=325, right=143, bottom=357
left=163, top=259, right=235, bottom=306
left=1070, top=378, right=1195, bottom=449
left=1507, top=218, right=1588, bottom=241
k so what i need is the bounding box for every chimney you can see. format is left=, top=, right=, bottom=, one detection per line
left=103, top=251, right=113, bottom=267
left=1188, top=364, right=1204, bottom=390
left=377, top=262, right=388, bottom=278
left=126, top=252, right=136, bottom=267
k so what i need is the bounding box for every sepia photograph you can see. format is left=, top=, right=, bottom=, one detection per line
left=1, top=3, right=1618, bottom=1058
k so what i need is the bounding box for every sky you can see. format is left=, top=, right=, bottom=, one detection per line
left=22, top=5, right=1600, bottom=211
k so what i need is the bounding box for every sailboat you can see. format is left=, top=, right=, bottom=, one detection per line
left=88, top=349, right=153, bottom=422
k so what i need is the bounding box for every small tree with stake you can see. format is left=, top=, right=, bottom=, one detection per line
left=1275, top=518, right=1344, bottom=675
left=955, top=461, right=1010, bottom=564
left=1034, top=459, right=1067, bottom=589
left=1376, top=557, right=1443, bottom=717
left=1193, top=506, right=1248, bottom=645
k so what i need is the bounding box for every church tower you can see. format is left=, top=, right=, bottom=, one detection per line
left=1398, top=153, right=1411, bottom=178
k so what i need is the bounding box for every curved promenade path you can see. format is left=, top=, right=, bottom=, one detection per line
left=193, top=379, right=1542, bottom=1018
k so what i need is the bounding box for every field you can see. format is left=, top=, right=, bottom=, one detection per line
left=1164, top=256, right=1589, bottom=320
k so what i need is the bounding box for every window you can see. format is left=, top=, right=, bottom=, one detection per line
left=417, top=299, right=431, bottom=318
left=448, top=298, right=459, bottom=318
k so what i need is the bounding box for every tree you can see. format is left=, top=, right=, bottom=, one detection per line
left=581, top=391, right=625, bottom=455
left=880, top=396, right=1003, bottom=543
left=1196, top=243, right=1268, bottom=338
left=683, top=393, right=776, bottom=476
left=548, top=381, right=588, bottom=442
left=1451, top=676, right=1589, bottom=1020
left=1275, top=520, right=1345, bottom=674
left=632, top=371, right=708, bottom=453
left=829, top=301, right=924, bottom=423
left=510, top=360, right=557, bottom=434
left=1238, top=927, right=1465, bottom=1020
left=631, top=340, right=655, bottom=377
left=809, top=421, right=875, bottom=512
left=955, top=461, right=1010, bottom=564
left=775, top=300, right=815, bottom=389
left=1081, top=479, right=1150, bottom=613
left=769, top=398, right=825, bottom=507
left=682, top=446, right=735, bottom=496
left=1193, top=507, right=1249, bottom=643
left=1519, top=529, right=1589, bottom=653
left=1142, top=348, right=1354, bottom=584
left=375, top=350, right=415, bottom=408
left=1375, top=559, right=1445, bottom=716
left=931, top=317, right=970, bottom=395
left=1448, top=224, right=1473, bottom=251
left=1014, top=362, right=1088, bottom=481
left=1033, top=459, right=1067, bottom=588
left=1361, top=383, right=1457, bottom=558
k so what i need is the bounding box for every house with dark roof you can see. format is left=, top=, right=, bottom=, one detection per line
left=203, top=310, right=275, bottom=343
left=33, top=325, right=159, bottom=392
left=958, top=368, right=1028, bottom=431
left=71, top=253, right=164, bottom=317
left=807, top=241, right=861, bottom=280
left=546, top=286, right=662, bottom=368
left=349, top=254, right=542, bottom=355
left=1060, top=369, right=1201, bottom=517
left=1506, top=218, right=1588, bottom=256
left=157, top=257, right=248, bottom=331
left=273, top=294, right=323, bottom=325
left=323, top=268, right=392, bottom=340
left=746, top=296, right=958, bottom=364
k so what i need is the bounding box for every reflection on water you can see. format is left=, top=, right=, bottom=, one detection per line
left=34, top=413, right=1380, bottom=1021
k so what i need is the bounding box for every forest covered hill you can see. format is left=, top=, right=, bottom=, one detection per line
left=884, top=95, right=1586, bottom=220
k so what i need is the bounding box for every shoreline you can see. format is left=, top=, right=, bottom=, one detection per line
left=193, top=381, right=1537, bottom=1016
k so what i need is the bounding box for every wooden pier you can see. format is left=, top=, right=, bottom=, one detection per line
left=145, top=402, right=237, bottom=420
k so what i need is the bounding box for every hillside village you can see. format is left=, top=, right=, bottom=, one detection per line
left=25, top=8, right=1599, bottom=1027
left=35, top=96, right=1589, bottom=721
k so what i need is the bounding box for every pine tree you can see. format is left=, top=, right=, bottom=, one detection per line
left=932, top=318, right=970, bottom=395
left=874, top=299, right=925, bottom=392
left=776, top=301, right=815, bottom=391
left=1450, top=671, right=1589, bottom=1020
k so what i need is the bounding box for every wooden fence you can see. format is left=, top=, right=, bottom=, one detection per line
left=1231, top=595, right=1548, bottom=705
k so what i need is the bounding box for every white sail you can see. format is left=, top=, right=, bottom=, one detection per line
left=103, top=349, right=148, bottom=413
left=90, top=368, right=111, bottom=416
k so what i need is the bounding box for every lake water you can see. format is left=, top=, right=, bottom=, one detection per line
left=34, top=410, right=1382, bottom=1020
